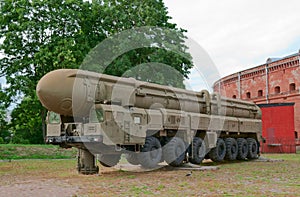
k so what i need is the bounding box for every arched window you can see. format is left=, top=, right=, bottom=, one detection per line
left=246, top=92, right=251, bottom=99
left=258, top=90, right=263, bottom=97
left=232, top=95, right=236, bottom=99
left=290, top=83, right=296, bottom=92
left=275, top=86, right=280, bottom=94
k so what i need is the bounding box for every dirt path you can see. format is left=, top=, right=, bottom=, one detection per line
left=0, top=178, right=79, bottom=197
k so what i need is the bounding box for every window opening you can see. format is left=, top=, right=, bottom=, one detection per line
left=275, top=86, right=280, bottom=94
left=246, top=92, right=251, bottom=99
left=290, top=83, right=296, bottom=92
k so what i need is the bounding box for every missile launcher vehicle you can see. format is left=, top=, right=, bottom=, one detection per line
left=37, top=69, right=262, bottom=174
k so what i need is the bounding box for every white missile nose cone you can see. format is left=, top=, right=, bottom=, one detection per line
left=36, top=69, right=76, bottom=116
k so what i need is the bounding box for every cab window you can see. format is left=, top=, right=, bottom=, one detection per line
left=48, top=111, right=61, bottom=124
left=90, top=108, right=104, bottom=123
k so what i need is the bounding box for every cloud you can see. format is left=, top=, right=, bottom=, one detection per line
left=164, top=0, right=300, bottom=90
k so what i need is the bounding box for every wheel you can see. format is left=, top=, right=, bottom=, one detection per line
left=138, top=136, right=162, bottom=168
left=225, top=138, right=238, bottom=160
left=209, top=138, right=226, bottom=162
left=163, top=137, right=186, bottom=167
left=98, top=154, right=121, bottom=167
left=125, top=153, right=140, bottom=165
left=237, top=138, right=248, bottom=160
left=247, top=138, right=258, bottom=159
left=189, top=137, right=206, bottom=164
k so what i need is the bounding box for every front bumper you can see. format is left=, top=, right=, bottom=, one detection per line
left=45, top=135, right=103, bottom=144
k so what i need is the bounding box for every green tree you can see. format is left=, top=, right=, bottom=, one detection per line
left=0, top=0, right=104, bottom=102
left=0, top=103, right=9, bottom=144
left=82, top=0, right=192, bottom=87
left=0, top=0, right=104, bottom=143
left=9, top=97, right=43, bottom=144
left=0, top=0, right=192, bottom=143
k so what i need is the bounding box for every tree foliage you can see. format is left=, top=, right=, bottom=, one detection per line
left=0, top=93, right=9, bottom=144
left=0, top=0, right=193, bottom=144
left=9, top=97, right=44, bottom=144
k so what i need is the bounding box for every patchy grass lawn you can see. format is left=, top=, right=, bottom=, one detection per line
left=0, top=153, right=299, bottom=196
left=0, top=144, right=77, bottom=160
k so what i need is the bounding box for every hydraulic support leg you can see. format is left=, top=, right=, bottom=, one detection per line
left=77, top=149, right=99, bottom=175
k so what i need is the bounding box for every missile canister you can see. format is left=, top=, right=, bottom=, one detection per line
left=36, top=69, right=261, bottom=119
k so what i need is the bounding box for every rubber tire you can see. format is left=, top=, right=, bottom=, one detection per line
left=99, top=154, right=121, bottom=167
left=125, top=153, right=140, bottom=165
left=247, top=138, right=258, bottom=159
left=189, top=137, right=206, bottom=164
left=237, top=138, right=248, bottom=160
left=225, top=138, right=238, bottom=161
left=163, top=137, right=186, bottom=167
left=209, top=138, right=226, bottom=162
left=138, top=136, right=162, bottom=169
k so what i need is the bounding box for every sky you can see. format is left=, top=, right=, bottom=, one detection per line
left=164, top=0, right=300, bottom=91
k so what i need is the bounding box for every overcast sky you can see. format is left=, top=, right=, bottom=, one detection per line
left=164, top=0, right=300, bottom=91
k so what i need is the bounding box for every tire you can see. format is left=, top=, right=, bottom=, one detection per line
left=225, top=138, right=238, bottom=161
left=209, top=138, right=226, bottom=162
left=189, top=137, right=206, bottom=164
left=99, top=154, right=121, bottom=167
left=125, top=153, right=140, bottom=165
left=138, top=136, right=162, bottom=169
left=247, top=138, right=258, bottom=159
left=237, top=138, right=248, bottom=160
left=163, top=137, right=186, bottom=167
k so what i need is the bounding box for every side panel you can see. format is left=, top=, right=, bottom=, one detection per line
left=99, top=105, right=125, bottom=145
left=190, top=114, right=239, bottom=132
left=238, top=118, right=261, bottom=133
left=209, top=115, right=225, bottom=131
left=129, top=108, right=147, bottom=144
left=145, top=109, right=163, bottom=130
left=160, top=109, right=188, bottom=130
left=205, top=131, right=218, bottom=149
left=101, top=120, right=123, bottom=145
left=190, top=113, right=210, bottom=130
left=100, top=105, right=147, bottom=145
left=83, top=123, right=101, bottom=135
left=47, top=124, right=61, bottom=136
left=223, top=117, right=239, bottom=132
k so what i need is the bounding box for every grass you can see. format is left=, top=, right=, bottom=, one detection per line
left=0, top=153, right=299, bottom=196
left=0, top=144, right=77, bottom=160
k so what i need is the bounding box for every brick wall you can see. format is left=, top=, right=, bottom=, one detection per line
left=213, top=51, right=300, bottom=140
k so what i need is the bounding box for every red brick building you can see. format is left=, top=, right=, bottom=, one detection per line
left=213, top=50, right=300, bottom=152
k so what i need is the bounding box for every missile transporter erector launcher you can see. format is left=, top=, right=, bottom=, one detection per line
left=37, top=69, right=262, bottom=174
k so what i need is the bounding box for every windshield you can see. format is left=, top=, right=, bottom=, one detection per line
left=48, top=111, right=61, bottom=124
left=90, top=108, right=104, bottom=123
